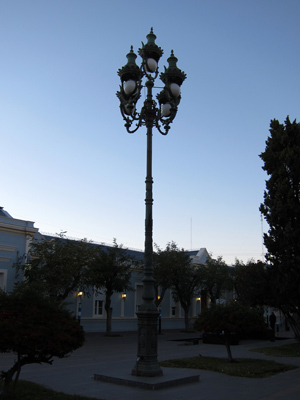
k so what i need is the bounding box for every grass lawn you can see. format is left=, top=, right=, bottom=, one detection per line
left=251, top=343, right=300, bottom=357
left=159, top=356, right=298, bottom=378
left=1, top=380, right=99, bottom=400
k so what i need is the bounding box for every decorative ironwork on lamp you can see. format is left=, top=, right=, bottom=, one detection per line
left=117, top=28, right=186, bottom=135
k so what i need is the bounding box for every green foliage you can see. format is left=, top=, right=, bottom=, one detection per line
left=89, top=239, right=134, bottom=333
left=0, top=286, right=84, bottom=399
left=194, top=302, right=266, bottom=361
left=159, top=356, right=297, bottom=378
left=195, top=302, right=264, bottom=336
left=153, top=242, right=179, bottom=307
left=231, top=259, right=267, bottom=307
left=260, top=117, right=300, bottom=264
left=154, top=242, right=203, bottom=330
left=159, top=242, right=201, bottom=330
left=170, top=260, right=200, bottom=307
left=14, top=234, right=137, bottom=335
left=15, top=235, right=95, bottom=301
left=259, top=116, right=300, bottom=340
left=0, top=287, right=84, bottom=357
left=199, top=255, right=231, bottom=304
left=154, top=245, right=232, bottom=330
left=90, top=239, right=133, bottom=294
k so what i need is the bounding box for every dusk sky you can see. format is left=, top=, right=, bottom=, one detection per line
left=1, top=0, right=299, bottom=264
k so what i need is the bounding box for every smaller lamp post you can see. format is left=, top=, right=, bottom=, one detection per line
left=77, top=291, right=83, bottom=324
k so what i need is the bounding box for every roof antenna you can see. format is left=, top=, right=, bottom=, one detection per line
left=190, top=217, right=192, bottom=250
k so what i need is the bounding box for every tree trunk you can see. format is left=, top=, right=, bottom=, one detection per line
left=0, top=362, right=19, bottom=399
left=224, top=335, right=234, bottom=363
left=105, top=291, right=113, bottom=334
left=0, top=376, right=10, bottom=399
left=12, top=355, right=22, bottom=398
left=106, top=307, right=112, bottom=333
left=0, top=355, right=52, bottom=399
left=184, top=307, right=190, bottom=331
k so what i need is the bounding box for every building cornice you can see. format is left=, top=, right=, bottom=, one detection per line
left=0, top=221, right=38, bottom=236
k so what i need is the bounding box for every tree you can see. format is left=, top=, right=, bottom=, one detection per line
left=0, top=286, right=84, bottom=399
left=232, top=259, right=267, bottom=308
left=194, top=302, right=266, bottom=362
left=259, top=116, right=300, bottom=340
left=89, top=239, right=134, bottom=334
left=200, top=255, right=231, bottom=304
left=16, top=234, right=95, bottom=301
left=153, top=242, right=179, bottom=308
left=162, top=243, right=202, bottom=331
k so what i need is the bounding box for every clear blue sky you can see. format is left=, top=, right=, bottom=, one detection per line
left=1, top=0, right=299, bottom=264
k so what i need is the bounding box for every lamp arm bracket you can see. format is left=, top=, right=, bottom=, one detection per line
left=156, top=122, right=170, bottom=136
left=119, top=106, right=144, bottom=134
left=155, top=104, right=178, bottom=135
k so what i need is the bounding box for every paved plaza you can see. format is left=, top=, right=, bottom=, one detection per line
left=1, top=329, right=300, bottom=400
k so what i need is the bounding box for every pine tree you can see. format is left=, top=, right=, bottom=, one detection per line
left=260, top=116, right=300, bottom=340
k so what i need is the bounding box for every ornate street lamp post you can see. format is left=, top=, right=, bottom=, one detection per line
left=117, top=28, right=186, bottom=377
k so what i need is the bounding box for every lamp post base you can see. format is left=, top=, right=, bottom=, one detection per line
left=131, top=310, right=163, bottom=377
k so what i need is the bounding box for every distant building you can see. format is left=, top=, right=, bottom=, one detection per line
left=0, top=207, right=211, bottom=332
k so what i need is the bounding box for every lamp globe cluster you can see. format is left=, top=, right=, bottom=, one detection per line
left=117, top=27, right=186, bottom=134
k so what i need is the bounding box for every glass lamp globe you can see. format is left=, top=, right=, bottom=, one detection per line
left=146, top=58, right=158, bottom=72
left=162, top=103, right=171, bottom=117
left=123, top=80, right=136, bottom=96
left=170, top=83, right=181, bottom=98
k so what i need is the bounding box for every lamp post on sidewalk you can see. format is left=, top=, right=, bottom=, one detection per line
left=77, top=291, right=83, bottom=324
left=117, top=28, right=186, bottom=377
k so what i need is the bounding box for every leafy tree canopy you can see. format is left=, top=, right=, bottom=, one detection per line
left=16, top=234, right=95, bottom=301
left=90, top=239, right=134, bottom=293
left=89, top=238, right=134, bottom=333
left=199, top=255, right=230, bottom=304
left=232, top=259, right=267, bottom=308
left=194, top=302, right=266, bottom=362
left=0, top=285, right=84, bottom=399
left=153, top=241, right=187, bottom=307
left=158, top=242, right=203, bottom=331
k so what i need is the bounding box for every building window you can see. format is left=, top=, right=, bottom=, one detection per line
left=171, top=306, right=176, bottom=316
left=0, top=270, right=7, bottom=292
left=94, top=300, right=104, bottom=316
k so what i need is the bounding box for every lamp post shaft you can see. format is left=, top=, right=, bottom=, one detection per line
left=144, top=124, right=154, bottom=304
left=132, top=81, right=162, bottom=377
left=144, top=80, right=155, bottom=308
